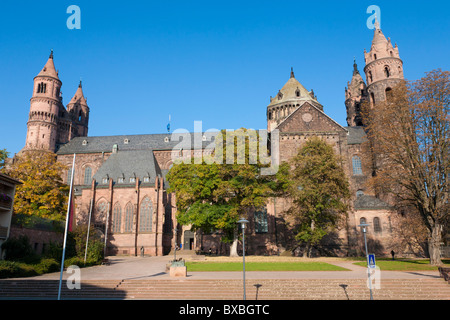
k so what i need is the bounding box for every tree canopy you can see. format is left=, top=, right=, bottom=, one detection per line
left=278, top=136, right=350, bottom=257
left=167, top=129, right=283, bottom=256
left=3, top=151, right=69, bottom=223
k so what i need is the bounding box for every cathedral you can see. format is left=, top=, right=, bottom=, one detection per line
left=21, top=23, right=404, bottom=257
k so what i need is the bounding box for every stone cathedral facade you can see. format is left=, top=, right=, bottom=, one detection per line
left=21, top=24, right=405, bottom=257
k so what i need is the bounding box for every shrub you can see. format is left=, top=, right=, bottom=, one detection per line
left=33, top=258, right=60, bottom=274
left=0, top=260, right=38, bottom=279
left=1, top=235, right=35, bottom=261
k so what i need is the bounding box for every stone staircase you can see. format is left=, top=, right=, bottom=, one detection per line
left=1, top=278, right=449, bottom=300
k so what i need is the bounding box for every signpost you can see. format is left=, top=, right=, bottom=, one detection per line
left=368, top=254, right=376, bottom=269
left=358, top=222, right=374, bottom=300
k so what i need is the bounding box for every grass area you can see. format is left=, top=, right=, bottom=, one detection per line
left=353, top=259, right=450, bottom=271
left=185, top=261, right=349, bottom=272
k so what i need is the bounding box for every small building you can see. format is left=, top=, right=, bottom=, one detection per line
left=0, top=173, right=22, bottom=259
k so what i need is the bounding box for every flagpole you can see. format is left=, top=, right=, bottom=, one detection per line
left=84, top=198, right=93, bottom=265
left=58, top=153, right=76, bottom=300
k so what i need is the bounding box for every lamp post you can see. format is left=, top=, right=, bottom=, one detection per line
left=237, top=218, right=249, bottom=300
left=358, top=222, right=373, bottom=300
left=173, top=228, right=178, bottom=261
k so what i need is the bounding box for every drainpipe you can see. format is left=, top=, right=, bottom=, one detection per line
left=134, top=178, right=140, bottom=256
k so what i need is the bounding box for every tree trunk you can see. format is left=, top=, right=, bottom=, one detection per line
left=428, top=224, right=443, bottom=266
left=230, top=236, right=239, bottom=257
left=303, top=242, right=311, bottom=258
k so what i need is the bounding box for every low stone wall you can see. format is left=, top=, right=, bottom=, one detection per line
left=8, top=226, right=63, bottom=255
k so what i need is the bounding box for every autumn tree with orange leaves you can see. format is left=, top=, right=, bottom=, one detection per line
left=362, top=69, right=449, bottom=265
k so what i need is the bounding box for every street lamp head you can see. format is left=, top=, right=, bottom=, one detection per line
left=237, top=218, right=249, bottom=229
left=357, top=223, right=370, bottom=232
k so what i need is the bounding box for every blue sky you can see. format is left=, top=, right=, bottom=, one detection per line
left=1, top=0, right=449, bottom=156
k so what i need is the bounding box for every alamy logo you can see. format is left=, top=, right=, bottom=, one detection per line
left=366, top=5, right=381, bottom=30
left=67, top=5, right=81, bottom=30
left=66, top=265, right=81, bottom=290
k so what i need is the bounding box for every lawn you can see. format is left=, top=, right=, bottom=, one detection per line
left=184, top=261, right=349, bottom=272
left=352, top=259, right=450, bottom=271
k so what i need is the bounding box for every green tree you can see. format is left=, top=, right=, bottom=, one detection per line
left=4, top=151, right=69, bottom=222
left=280, top=137, right=350, bottom=258
left=167, top=129, right=283, bottom=256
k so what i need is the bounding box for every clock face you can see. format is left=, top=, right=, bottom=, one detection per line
left=302, top=113, right=312, bottom=123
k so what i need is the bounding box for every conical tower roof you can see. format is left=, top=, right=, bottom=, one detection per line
left=36, top=50, right=59, bottom=79
left=68, top=81, right=88, bottom=106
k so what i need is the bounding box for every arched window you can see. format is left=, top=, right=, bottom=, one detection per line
left=373, top=217, right=382, bottom=233
left=124, top=203, right=134, bottom=232
left=368, top=71, right=373, bottom=83
left=112, top=203, right=122, bottom=233
left=67, top=167, right=73, bottom=184
left=371, top=92, right=375, bottom=105
left=84, top=166, right=92, bottom=185
left=37, top=83, right=41, bottom=93
left=384, top=66, right=390, bottom=78
left=78, top=110, right=82, bottom=121
left=385, top=88, right=393, bottom=101
left=96, top=200, right=108, bottom=225
left=360, top=217, right=366, bottom=225
left=139, top=197, right=153, bottom=232
left=255, top=208, right=268, bottom=233
left=352, top=156, right=363, bottom=175
left=356, top=190, right=364, bottom=198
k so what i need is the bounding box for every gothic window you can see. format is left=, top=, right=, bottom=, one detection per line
left=67, top=167, right=73, bottom=184
left=112, top=203, right=122, bottom=233
left=96, top=200, right=108, bottom=225
left=84, top=166, right=92, bottom=185
left=352, top=156, right=363, bottom=175
left=124, top=203, right=134, bottom=232
left=254, top=208, right=268, bottom=233
left=373, top=217, right=382, bottom=233
left=139, top=197, right=153, bottom=232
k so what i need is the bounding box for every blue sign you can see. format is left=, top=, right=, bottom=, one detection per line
left=368, top=254, right=376, bottom=268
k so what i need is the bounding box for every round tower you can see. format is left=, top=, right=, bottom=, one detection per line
left=25, top=50, right=63, bottom=152
left=364, top=22, right=404, bottom=107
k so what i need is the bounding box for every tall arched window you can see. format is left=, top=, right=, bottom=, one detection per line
left=385, top=88, right=393, bottom=101
left=112, top=203, right=122, bottom=233
left=124, top=203, right=134, bottom=232
left=67, top=167, right=73, bottom=184
left=96, top=200, right=108, bottom=225
left=384, top=66, right=390, bottom=78
left=352, top=156, right=363, bottom=175
left=84, top=166, right=92, bottom=185
left=139, top=197, right=153, bottom=232
left=373, top=217, right=382, bottom=233
left=255, top=208, right=268, bottom=233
